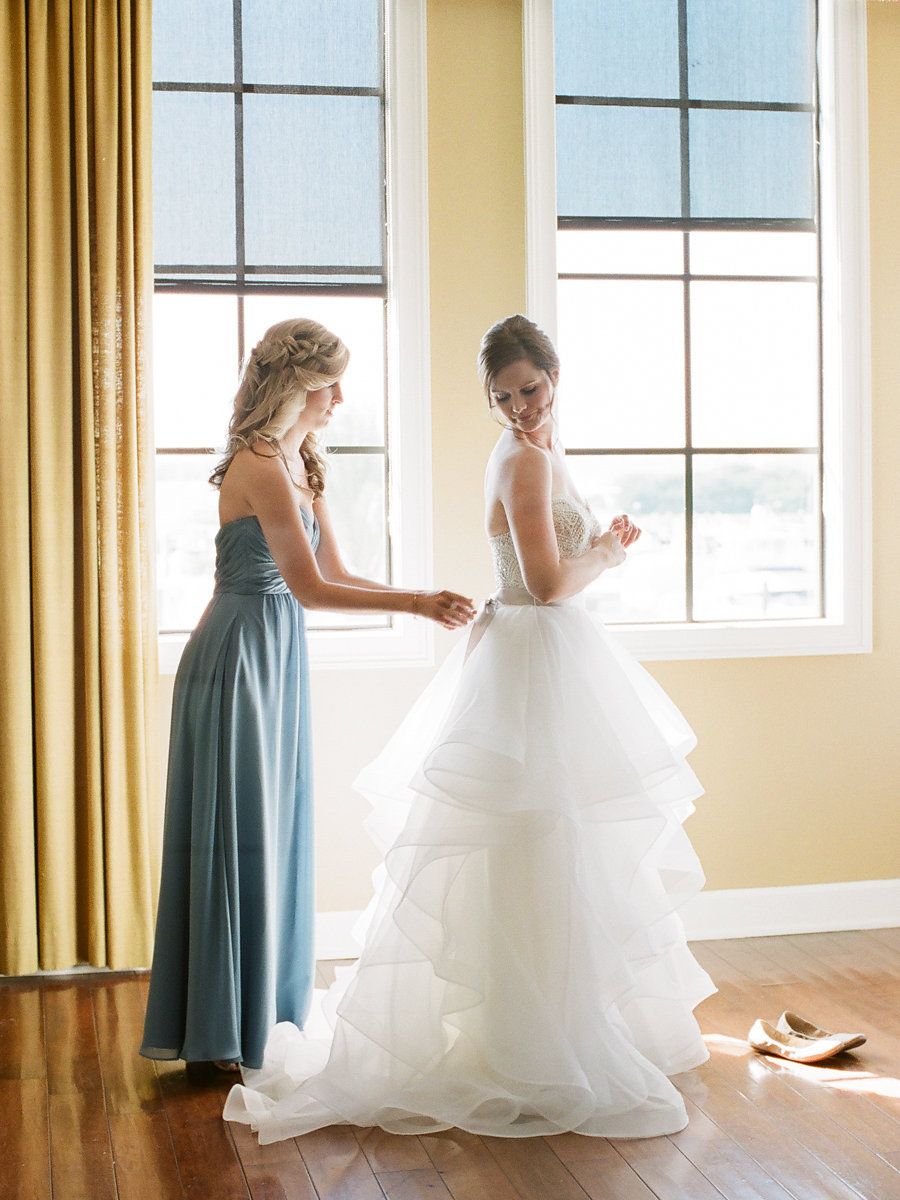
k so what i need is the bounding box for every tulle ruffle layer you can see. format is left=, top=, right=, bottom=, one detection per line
left=224, top=600, right=714, bottom=1141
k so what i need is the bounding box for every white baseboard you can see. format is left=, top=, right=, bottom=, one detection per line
left=680, top=878, right=900, bottom=942
left=314, top=879, right=900, bottom=959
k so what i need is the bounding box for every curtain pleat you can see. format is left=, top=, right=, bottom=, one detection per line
left=0, top=0, right=158, bottom=975
left=0, top=1, right=39, bottom=975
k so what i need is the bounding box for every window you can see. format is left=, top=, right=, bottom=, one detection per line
left=525, top=0, right=871, bottom=659
left=152, top=0, right=432, bottom=670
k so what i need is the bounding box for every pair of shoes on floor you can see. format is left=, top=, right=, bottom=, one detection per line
left=748, top=1010, right=866, bottom=1064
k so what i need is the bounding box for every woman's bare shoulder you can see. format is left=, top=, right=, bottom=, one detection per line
left=489, top=431, right=546, bottom=471
left=219, top=444, right=292, bottom=523
left=493, top=438, right=551, bottom=491
left=228, top=443, right=280, bottom=475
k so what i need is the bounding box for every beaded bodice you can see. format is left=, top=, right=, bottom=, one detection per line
left=488, top=495, right=601, bottom=591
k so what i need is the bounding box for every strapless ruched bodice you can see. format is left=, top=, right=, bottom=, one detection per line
left=489, top=495, right=601, bottom=592
left=214, top=513, right=318, bottom=596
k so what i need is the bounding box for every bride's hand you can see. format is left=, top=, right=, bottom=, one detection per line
left=412, top=590, right=477, bottom=629
left=592, top=530, right=627, bottom=568
left=608, top=514, right=641, bottom=548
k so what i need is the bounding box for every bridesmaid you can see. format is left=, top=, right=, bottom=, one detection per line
left=141, top=318, right=475, bottom=1071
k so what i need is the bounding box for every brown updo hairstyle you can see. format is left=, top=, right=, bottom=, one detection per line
left=210, top=317, right=349, bottom=497
left=477, top=313, right=560, bottom=425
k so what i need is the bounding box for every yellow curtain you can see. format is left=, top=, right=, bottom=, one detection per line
left=0, top=0, right=158, bottom=975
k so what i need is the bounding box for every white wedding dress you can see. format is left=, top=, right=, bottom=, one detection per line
left=224, top=496, right=714, bottom=1142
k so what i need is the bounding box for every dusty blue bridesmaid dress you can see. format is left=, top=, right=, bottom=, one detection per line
left=141, top=511, right=318, bottom=1069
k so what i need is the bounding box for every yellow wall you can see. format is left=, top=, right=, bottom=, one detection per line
left=668, top=2, right=900, bottom=889
left=159, top=1, right=900, bottom=912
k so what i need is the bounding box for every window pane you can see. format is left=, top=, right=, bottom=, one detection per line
left=554, top=0, right=679, bottom=99
left=690, top=281, right=819, bottom=448
left=153, top=0, right=234, bottom=84
left=243, top=295, right=385, bottom=446
left=153, top=92, right=235, bottom=266
left=689, top=109, right=815, bottom=220
left=307, top=452, right=388, bottom=630
left=558, top=229, right=683, bottom=276
left=690, top=230, right=818, bottom=277
left=156, top=448, right=391, bottom=634
left=156, top=455, right=219, bottom=632
left=557, top=105, right=682, bottom=218
left=557, top=280, right=685, bottom=449
left=687, top=0, right=814, bottom=103
left=567, top=454, right=687, bottom=623
left=693, top=454, right=820, bottom=620
left=153, top=295, right=239, bottom=448
left=243, top=95, right=383, bottom=272
left=243, top=0, right=381, bottom=88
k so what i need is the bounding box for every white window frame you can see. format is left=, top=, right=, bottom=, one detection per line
left=158, top=0, right=434, bottom=674
left=523, top=0, right=872, bottom=662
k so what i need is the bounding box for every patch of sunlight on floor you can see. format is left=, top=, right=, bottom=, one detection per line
left=764, top=1058, right=900, bottom=1099
left=703, top=1034, right=752, bottom=1056
left=703, top=1033, right=900, bottom=1099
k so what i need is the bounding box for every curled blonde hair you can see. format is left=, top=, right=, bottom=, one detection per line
left=210, top=317, right=349, bottom=496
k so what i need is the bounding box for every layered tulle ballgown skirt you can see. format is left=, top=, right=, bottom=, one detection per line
left=224, top=594, right=714, bottom=1141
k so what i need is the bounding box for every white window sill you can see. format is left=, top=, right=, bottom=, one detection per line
left=613, top=614, right=872, bottom=662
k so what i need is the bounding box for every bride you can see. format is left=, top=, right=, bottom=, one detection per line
left=224, top=314, right=714, bottom=1142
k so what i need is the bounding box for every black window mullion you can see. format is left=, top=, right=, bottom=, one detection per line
left=558, top=217, right=817, bottom=232
left=155, top=264, right=386, bottom=276
left=233, top=1, right=245, bottom=372
left=233, top=0, right=245, bottom=292
left=154, top=82, right=382, bottom=99
left=677, top=0, right=694, bottom=622
left=560, top=272, right=818, bottom=285
left=564, top=447, right=821, bottom=457
left=683, top=231, right=694, bottom=624
left=380, top=293, right=392, bottom=584
left=813, top=0, right=826, bottom=622
left=237, top=294, right=245, bottom=372
left=556, top=94, right=813, bottom=115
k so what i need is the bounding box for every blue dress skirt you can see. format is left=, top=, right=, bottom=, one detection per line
left=141, top=512, right=318, bottom=1069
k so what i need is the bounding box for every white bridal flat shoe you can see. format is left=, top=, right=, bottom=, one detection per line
left=776, top=1009, right=866, bottom=1052
left=748, top=1019, right=850, bottom=1064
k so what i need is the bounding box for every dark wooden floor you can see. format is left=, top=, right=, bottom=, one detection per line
left=2, top=928, right=899, bottom=1200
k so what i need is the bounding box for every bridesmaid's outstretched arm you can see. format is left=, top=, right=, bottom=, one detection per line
left=231, top=448, right=474, bottom=629
left=313, top=495, right=476, bottom=621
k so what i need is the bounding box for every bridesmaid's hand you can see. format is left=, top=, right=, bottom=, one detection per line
left=412, top=590, right=477, bottom=629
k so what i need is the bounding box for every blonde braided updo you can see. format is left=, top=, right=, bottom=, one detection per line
left=210, top=318, right=349, bottom=497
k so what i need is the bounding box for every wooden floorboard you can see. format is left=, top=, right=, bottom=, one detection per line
left=0, top=930, right=898, bottom=1199
left=547, top=1135, right=660, bottom=1200
left=418, top=1129, right=525, bottom=1200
